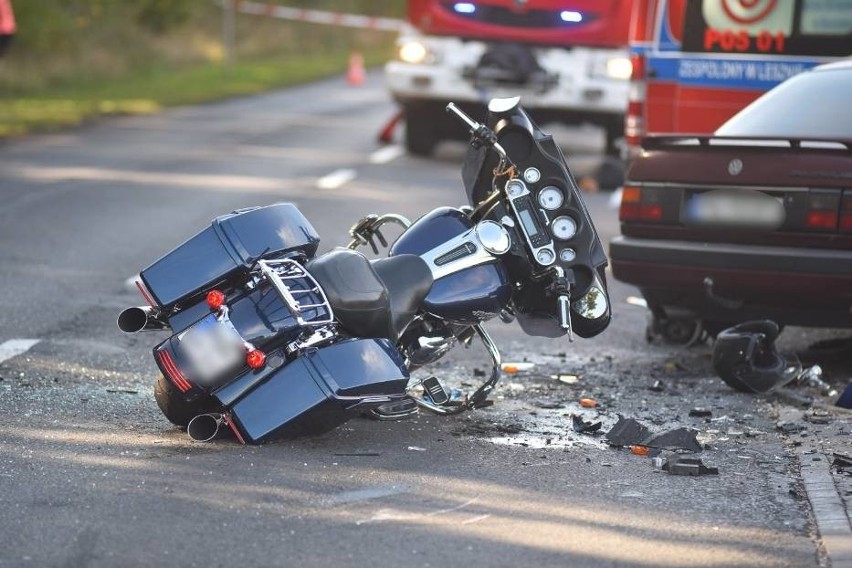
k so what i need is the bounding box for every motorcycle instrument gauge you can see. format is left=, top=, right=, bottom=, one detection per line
left=506, top=179, right=527, bottom=197
left=551, top=216, right=577, bottom=240
left=560, top=248, right=577, bottom=262
left=537, top=186, right=564, bottom=210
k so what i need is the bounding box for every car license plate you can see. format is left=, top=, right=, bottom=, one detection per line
left=179, top=314, right=245, bottom=384
left=683, top=189, right=784, bottom=230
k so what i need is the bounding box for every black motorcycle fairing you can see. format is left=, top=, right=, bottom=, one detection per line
left=306, top=249, right=432, bottom=342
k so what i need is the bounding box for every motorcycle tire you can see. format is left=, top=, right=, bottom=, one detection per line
left=154, top=375, right=221, bottom=427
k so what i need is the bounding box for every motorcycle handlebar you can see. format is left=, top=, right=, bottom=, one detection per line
left=445, top=103, right=508, bottom=163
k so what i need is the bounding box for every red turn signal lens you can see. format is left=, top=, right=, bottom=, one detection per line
left=246, top=349, right=266, bottom=369
left=206, top=290, right=226, bottom=311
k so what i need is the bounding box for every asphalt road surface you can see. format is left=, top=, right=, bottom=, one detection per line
left=1, top=72, right=850, bottom=568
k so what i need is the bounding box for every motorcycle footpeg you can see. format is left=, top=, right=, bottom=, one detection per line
left=422, top=376, right=450, bottom=405
left=367, top=398, right=419, bottom=421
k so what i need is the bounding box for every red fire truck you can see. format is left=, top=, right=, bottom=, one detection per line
left=626, top=0, right=852, bottom=155
left=385, top=1, right=633, bottom=156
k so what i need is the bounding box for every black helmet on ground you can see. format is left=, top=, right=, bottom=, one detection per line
left=712, top=320, right=800, bottom=393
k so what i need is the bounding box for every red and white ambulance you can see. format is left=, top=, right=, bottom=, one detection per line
left=625, top=0, right=852, bottom=156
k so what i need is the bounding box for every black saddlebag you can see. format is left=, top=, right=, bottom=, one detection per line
left=225, top=338, right=410, bottom=444
left=140, top=203, right=320, bottom=308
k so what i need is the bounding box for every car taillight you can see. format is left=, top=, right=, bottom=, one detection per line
left=841, top=190, right=852, bottom=233
left=805, top=190, right=840, bottom=232
left=619, top=185, right=665, bottom=223
left=206, top=289, right=226, bottom=311
left=246, top=349, right=266, bottom=370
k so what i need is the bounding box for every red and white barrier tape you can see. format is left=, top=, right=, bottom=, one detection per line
left=228, top=1, right=404, bottom=32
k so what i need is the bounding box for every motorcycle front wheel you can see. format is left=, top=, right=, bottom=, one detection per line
left=154, top=375, right=221, bottom=427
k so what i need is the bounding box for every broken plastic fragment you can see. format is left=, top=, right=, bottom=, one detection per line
left=605, top=417, right=652, bottom=447
left=630, top=445, right=649, bottom=456
left=555, top=374, right=579, bottom=384
left=571, top=414, right=602, bottom=434
left=689, top=408, right=712, bottom=418
left=663, top=457, right=718, bottom=476
left=645, top=428, right=703, bottom=453
left=502, top=362, right=534, bottom=374
left=605, top=417, right=702, bottom=453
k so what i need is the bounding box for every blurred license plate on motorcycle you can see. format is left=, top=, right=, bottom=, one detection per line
left=682, top=189, right=784, bottom=230
left=179, top=314, right=245, bottom=383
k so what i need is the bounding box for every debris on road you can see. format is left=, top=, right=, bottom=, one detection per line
left=648, top=380, right=665, bottom=392
left=106, top=388, right=139, bottom=394
left=797, top=365, right=838, bottom=397
left=663, top=457, right=719, bottom=476
left=777, top=422, right=807, bottom=434
left=555, top=374, right=580, bottom=384
left=689, top=408, right=713, bottom=418
left=579, top=398, right=597, bottom=408
left=571, top=415, right=602, bottom=435
left=605, top=417, right=651, bottom=447
left=645, top=428, right=703, bottom=453
left=502, top=362, right=535, bottom=374
left=605, top=416, right=703, bottom=453
left=630, top=445, right=649, bottom=456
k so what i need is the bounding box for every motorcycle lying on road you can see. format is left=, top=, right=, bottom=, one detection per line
left=118, top=97, right=612, bottom=444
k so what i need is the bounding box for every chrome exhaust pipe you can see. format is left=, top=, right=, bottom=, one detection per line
left=187, top=413, right=227, bottom=442
left=117, top=306, right=168, bottom=333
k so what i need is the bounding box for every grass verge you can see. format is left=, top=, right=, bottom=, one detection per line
left=0, top=48, right=389, bottom=138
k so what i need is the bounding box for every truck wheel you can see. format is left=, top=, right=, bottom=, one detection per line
left=154, top=375, right=221, bottom=427
left=604, top=124, right=623, bottom=158
left=405, top=110, right=438, bottom=157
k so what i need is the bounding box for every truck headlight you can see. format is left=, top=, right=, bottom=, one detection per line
left=399, top=41, right=429, bottom=64
left=605, top=57, right=633, bottom=81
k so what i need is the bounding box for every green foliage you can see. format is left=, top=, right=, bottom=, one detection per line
left=136, top=0, right=193, bottom=34
left=0, top=1, right=398, bottom=136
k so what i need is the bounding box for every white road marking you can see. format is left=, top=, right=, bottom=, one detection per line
left=316, top=168, right=357, bottom=190
left=369, top=145, right=404, bottom=165
left=0, top=339, right=41, bottom=364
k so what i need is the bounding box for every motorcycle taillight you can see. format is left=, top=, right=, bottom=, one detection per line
left=158, top=349, right=192, bottom=393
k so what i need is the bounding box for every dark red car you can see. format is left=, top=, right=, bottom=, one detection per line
left=610, top=60, right=852, bottom=343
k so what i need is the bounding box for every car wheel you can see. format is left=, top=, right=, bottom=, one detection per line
left=648, top=316, right=705, bottom=347
left=404, top=109, right=438, bottom=157
left=154, top=375, right=221, bottom=427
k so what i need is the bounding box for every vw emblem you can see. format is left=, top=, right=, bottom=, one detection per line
left=728, top=158, right=743, bottom=176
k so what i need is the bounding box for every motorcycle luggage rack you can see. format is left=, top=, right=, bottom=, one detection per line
left=256, top=259, right=334, bottom=327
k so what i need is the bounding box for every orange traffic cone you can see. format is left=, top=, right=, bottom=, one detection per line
left=347, top=52, right=365, bottom=86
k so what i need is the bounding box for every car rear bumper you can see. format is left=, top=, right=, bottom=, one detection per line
left=610, top=236, right=852, bottom=327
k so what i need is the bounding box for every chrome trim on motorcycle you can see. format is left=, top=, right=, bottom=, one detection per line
left=117, top=306, right=169, bottom=333
left=347, top=213, right=412, bottom=251
left=187, top=413, right=226, bottom=442
left=410, top=324, right=502, bottom=415
left=420, top=220, right=510, bottom=281
left=256, top=259, right=334, bottom=327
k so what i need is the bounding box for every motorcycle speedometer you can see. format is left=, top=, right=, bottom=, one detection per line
left=551, top=216, right=577, bottom=240
left=538, top=186, right=564, bottom=210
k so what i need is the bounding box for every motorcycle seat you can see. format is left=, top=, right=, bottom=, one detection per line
left=306, top=249, right=432, bottom=342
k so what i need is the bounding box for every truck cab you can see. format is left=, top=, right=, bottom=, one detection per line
left=385, top=0, right=632, bottom=156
